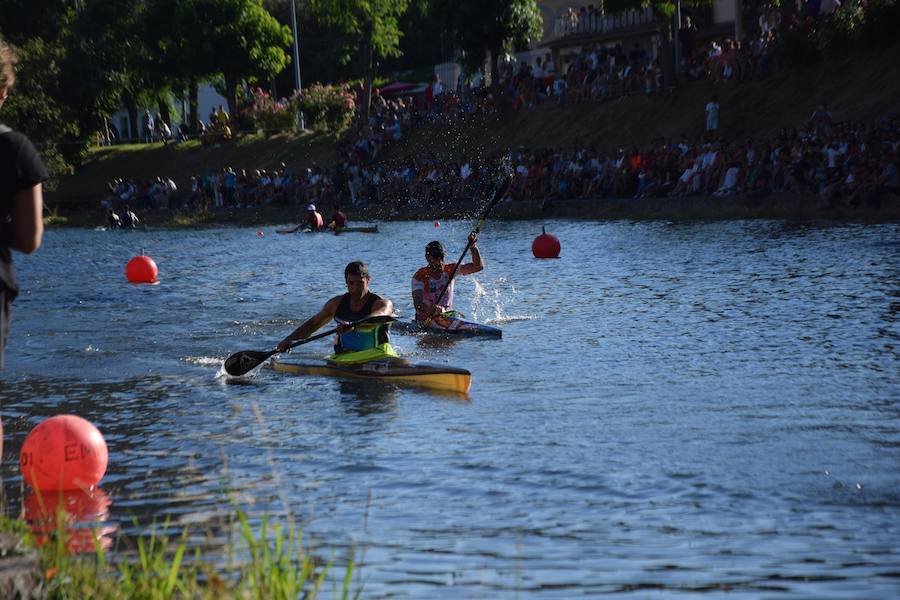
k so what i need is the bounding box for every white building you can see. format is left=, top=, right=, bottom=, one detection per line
left=109, top=82, right=227, bottom=141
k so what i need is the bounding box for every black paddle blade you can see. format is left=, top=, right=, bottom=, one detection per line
left=224, top=349, right=276, bottom=376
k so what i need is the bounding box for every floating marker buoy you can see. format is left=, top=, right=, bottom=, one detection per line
left=125, top=254, right=158, bottom=283
left=532, top=226, right=561, bottom=259
left=20, top=415, right=109, bottom=491
left=257, top=230, right=264, bottom=238
left=433, top=221, right=440, bottom=228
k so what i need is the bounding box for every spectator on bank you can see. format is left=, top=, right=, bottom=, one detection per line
left=106, top=208, right=122, bottom=228
left=122, top=204, right=139, bottom=229
left=216, top=105, right=230, bottom=127
left=158, top=119, right=172, bottom=145
left=679, top=16, right=698, bottom=68
left=142, top=110, right=154, bottom=143
left=706, top=95, right=720, bottom=134
left=177, top=122, right=191, bottom=143
left=809, top=103, right=833, bottom=137
left=154, top=113, right=172, bottom=145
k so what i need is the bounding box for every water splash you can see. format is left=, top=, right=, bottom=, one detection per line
left=470, top=277, right=513, bottom=322
left=183, top=356, right=225, bottom=367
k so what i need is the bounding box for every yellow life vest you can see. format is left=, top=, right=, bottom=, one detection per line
left=326, top=343, right=397, bottom=365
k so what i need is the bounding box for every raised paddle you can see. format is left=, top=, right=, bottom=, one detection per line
left=424, top=177, right=511, bottom=326
left=224, top=315, right=395, bottom=376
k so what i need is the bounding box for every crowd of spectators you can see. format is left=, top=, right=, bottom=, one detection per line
left=336, top=6, right=796, bottom=169
left=329, top=111, right=900, bottom=212
left=101, top=108, right=898, bottom=221
left=101, top=176, right=178, bottom=212
left=100, top=163, right=346, bottom=215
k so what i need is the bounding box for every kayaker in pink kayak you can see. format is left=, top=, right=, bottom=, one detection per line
left=411, top=231, right=483, bottom=325
left=276, top=261, right=394, bottom=353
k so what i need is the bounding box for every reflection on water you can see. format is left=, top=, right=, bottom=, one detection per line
left=25, top=487, right=116, bottom=553
left=0, top=220, right=898, bottom=597
left=336, top=380, right=398, bottom=414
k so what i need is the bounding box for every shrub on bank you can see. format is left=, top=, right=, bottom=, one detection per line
left=298, top=84, right=355, bottom=134
left=242, top=88, right=299, bottom=135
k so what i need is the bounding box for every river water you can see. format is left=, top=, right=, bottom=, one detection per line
left=1, top=219, right=898, bottom=597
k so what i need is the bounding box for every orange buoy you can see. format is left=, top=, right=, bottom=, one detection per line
left=20, top=415, right=109, bottom=491
left=532, top=226, right=561, bottom=258
left=125, top=255, right=158, bottom=283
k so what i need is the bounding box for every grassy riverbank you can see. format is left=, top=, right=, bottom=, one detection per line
left=0, top=510, right=356, bottom=599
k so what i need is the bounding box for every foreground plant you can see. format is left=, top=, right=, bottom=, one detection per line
left=1, top=509, right=358, bottom=599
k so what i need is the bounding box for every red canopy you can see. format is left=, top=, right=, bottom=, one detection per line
left=377, top=82, right=423, bottom=96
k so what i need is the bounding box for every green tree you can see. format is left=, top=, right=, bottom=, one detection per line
left=64, top=0, right=157, bottom=143
left=200, top=0, right=293, bottom=117
left=159, top=0, right=293, bottom=120
left=1, top=37, right=80, bottom=187
left=440, top=0, right=543, bottom=93
left=310, top=0, right=410, bottom=117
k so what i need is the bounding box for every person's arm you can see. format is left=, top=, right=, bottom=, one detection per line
left=457, top=230, right=484, bottom=275
left=10, top=184, right=44, bottom=254
left=276, top=296, right=338, bottom=352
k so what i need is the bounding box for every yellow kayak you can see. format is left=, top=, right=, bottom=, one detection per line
left=270, top=356, right=472, bottom=395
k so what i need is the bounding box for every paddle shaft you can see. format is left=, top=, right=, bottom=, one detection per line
left=428, top=177, right=511, bottom=317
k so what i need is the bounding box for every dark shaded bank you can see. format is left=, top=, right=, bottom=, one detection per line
left=366, top=193, right=900, bottom=223
left=44, top=191, right=900, bottom=230
left=493, top=193, right=900, bottom=222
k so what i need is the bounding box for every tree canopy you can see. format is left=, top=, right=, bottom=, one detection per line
left=0, top=0, right=293, bottom=179
left=309, top=0, right=410, bottom=115
left=439, top=0, right=543, bottom=87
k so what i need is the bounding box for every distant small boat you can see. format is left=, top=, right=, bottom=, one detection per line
left=334, top=225, right=378, bottom=234
left=276, top=225, right=379, bottom=234
left=96, top=225, right=148, bottom=232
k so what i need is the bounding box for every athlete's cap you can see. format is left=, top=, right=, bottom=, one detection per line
left=426, top=241, right=445, bottom=257
left=307, top=204, right=316, bottom=211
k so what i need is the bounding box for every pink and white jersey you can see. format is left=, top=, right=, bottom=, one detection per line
left=412, top=263, right=457, bottom=312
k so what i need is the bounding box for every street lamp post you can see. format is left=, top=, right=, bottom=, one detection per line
left=290, top=0, right=305, bottom=131
left=674, top=0, right=682, bottom=73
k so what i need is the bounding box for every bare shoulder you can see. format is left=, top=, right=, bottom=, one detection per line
left=322, top=295, right=344, bottom=314
left=375, top=294, right=394, bottom=313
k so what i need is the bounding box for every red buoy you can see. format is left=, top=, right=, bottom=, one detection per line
left=125, top=255, right=158, bottom=283
left=532, top=226, right=561, bottom=258
left=20, top=415, right=109, bottom=491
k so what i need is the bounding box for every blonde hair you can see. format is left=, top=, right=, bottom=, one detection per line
left=0, top=39, right=17, bottom=92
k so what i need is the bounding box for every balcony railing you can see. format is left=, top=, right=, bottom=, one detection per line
left=552, top=7, right=656, bottom=40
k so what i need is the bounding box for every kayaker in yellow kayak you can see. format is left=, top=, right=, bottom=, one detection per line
left=411, top=232, right=482, bottom=326
left=276, top=261, right=394, bottom=354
